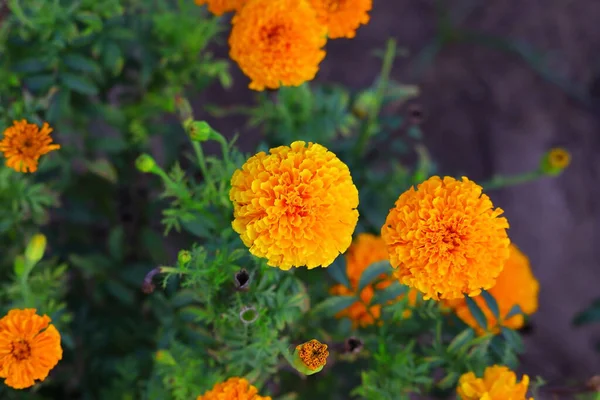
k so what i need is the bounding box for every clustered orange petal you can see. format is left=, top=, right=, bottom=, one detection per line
left=194, top=0, right=246, bottom=16
left=230, top=141, right=359, bottom=270
left=381, top=176, right=510, bottom=301
left=197, top=377, right=272, bottom=400
left=457, top=365, right=533, bottom=400
left=446, top=244, right=539, bottom=334
left=296, top=339, right=328, bottom=370
left=330, top=234, right=418, bottom=328
left=0, top=120, right=60, bottom=173
left=0, top=309, right=63, bottom=389
left=308, top=0, right=372, bottom=39
left=228, top=0, right=327, bottom=90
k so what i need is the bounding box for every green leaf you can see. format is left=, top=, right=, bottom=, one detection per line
left=59, top=73, right=98, bottom=95
left=12, top=58, right=48, bottom=74
left=108, top=226, right=125, bottom=261
left=357, top=260, right=392, bottom=293
left=371, top=282, right=408, bottom=305
left=102, top=42, right=124, bottom=75
left=505, top=304, right=524, bottom=319
left=326, top=257, right=351, bottom=289
left=63, top=54, right=101, bottom=74
left=465, top=295, right=488, bottom=331
left=312, top=296, right=357, bottom=317
left=573, top=299, right=600, bottom=326
left=501, top=327, right=524, bottom=353
left=447, top=328, right=475, bottom=354
left=480, top=289, right=500, bottom=320
left=46, top=89, right=71, bottom=123
left=85, top=159, right=118, bottom=183
left=23, top=74, right=55, bottom=93
left=437, top=372, right=459, bottom=390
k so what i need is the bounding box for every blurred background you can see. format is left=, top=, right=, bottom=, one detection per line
left=195, top=0, right=600, bottom=388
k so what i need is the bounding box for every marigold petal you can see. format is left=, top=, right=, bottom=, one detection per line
left=197, top=377, right=271, bottom=400
left=457, top=365, right=532, bottom=400
left=308, top=0, right=372, bottom=39
left=0, top=120, right=60, bottom=173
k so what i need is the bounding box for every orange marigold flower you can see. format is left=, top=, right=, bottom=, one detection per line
left=0, top=309, right=62, bottom=389
left=228, top=0, right=327, bottom=91
left=295, top=339, right=328, bottom=370
left=197, top=377, right=271, bottom=400
left=330, top=233, right=418, bottom=328
left=193, top=0, right=246, bottom=16
left=230, top=141, right=359, bottom=270
left=445, top=244, right=539, bottom=334
left=0, top=120, right=60, bottom=173
left=308, top=0, right=372, bottom=39
left=381, top=176, right=510, bottom=301
left=457, top=365, right=533, bottom=400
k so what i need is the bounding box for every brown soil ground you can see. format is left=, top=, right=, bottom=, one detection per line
left=195, top=1, right=600, bottom=397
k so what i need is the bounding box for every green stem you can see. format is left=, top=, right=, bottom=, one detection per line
left=353, top=39, right=397, bottom=159
left=159, top=266, right=187, bottom=275
left=482, top=170, right=544, bottom=190
left=20, top=260, right=35, bottom=307
left=192, top=141, right=217, bottom=192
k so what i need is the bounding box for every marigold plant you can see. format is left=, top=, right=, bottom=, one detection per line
left=0, top=120, right=60, bottom=173
left=457, top=365, right=533, bottom=400
left=194, top=0, right=246, bottom=15
left=228, top=0, right=327, bottom=90
left=446, top=244, right=540, bottom=334
left=196, top=377, right=272, bottom=400
left=229, top=141, right=359, bottom=269
left=308, top=0, right=372, bottom=39
left=0, top=309, right=62, bottom=389
left=381, top=176, right=510, bottom=300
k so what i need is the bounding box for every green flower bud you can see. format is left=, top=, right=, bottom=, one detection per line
left=135, top=154, right=156, bottom=173
left=290, top=339, right=329, bottom=375
left=352, top=91, right=377, bottom=119
left=177, top=250, right=192, bottom=266
left=25, top=234, right=46, bottom=265
left=188, top=121, right=212, bottom=142
left=540, top=147, right=571, bottom=176
left=154, top=350, right=176, bottom=366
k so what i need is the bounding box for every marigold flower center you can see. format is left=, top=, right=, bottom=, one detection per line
left=11, top=340, right=31, bottom=361
left=261, top=24, right=287, bottom=45
left=297, top=339, right=328, bottom=370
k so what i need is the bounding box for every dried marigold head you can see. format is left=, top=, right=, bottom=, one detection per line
left=197, top=377, right=272, bottom=400
left=308, top=0, right=372, bottom=39
left=229, top=141, right=359, bottom=270
left=457, top=365, right=533, bottom=400
left=445, top=244, right=539, bottom=334
left=0, top=120, right=60, bottom=173
left=0, top=309, right=63, bottom=389
left=381, top=176, right=510, bottom=301
left=194, top=0, right=246, bottom=16
left=228, top=0, right=327, bottom=91
left=330, top=233, right=419, bottom=327
left=296, top=339, right=328, bottom=370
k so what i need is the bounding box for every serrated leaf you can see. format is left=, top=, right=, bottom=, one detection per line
left=63, top=54, right=101, bottom=74
left=447, top=328, right=475, bottom=354
left=23, top=74, right=55, bottom=93
left=480, top=289, right=500, bottom=320
left=326, top=257, right=351, bottom=289
left=501, top=327, right=524, bottom=353
left=465, top=295, right=488, bottom=331
left=371, top=282, right=408, bottom=305
left=505, top=304, right=524, bottom=319
left=59, top=73, right=98, bottom=95
left=108, top=226, right=125, bottom=261
left=312, top=296, right=357, bottom=317
left=357, top=260, right=393, bottom=293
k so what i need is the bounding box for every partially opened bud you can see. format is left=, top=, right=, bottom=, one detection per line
left=177, top=250, right=192, bottom=266
left=290, top=339, right=329, bottom=375
left=540, top=147, right=571, bottom=176
left=25, top=234, right=46, bottom=265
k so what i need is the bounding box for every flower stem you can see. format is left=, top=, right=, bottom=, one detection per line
left=481, top=170, right=544, bottom=191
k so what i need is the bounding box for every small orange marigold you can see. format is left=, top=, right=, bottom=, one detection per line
left=228, top=0, right=327, bottom=91
left=330, top=233, right=418, bottom=328
left=296, top=339, right=328, bottom=370
left=308, top=0, right=372, bottom=39
left=194, top=0, right=246, bottom=16
left=230, top=141, right=359, bottom=270
left=457, top=365, right=533, bottom=400
left=197, top=377, right=271, bottom=400
left=446, top=244, right=539, bottom=334
left=381, top=176, right=510, bottom=301
left=0, top=120, right=60, bottom=173
left=0, top=309, right=63, bottom=389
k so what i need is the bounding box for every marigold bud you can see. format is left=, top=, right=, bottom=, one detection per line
left=155, top=350, right=176, bottom=366
left=135, top=154, right=156, bottom=173
left=352, top=90, right=377, bottom=119
left=177, top=250, right=192, bottom=266
left=290, top=339, right=328, bottom=375
left=540, top=147, right=570, bottom=176
left=25, top=234, right=46, bottom=265
left=188, top=121, right=212, bottom=142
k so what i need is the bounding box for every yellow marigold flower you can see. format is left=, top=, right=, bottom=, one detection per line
left=381, top=176, right=510, bottom=301
left=193, top=0, right=246, bottom=16
left=0, top=120, right=60, bottom=173
left=445, top=244, right=539, bottom=334
left=330, top=233, right=418, bottom=328
left=0, top=309, right=62, bottom=389
left=541, top=147, right=570, bottom=176
left=197, top=377, right=271, bottom=400
left=228, top=0, right=327, bottom=91
left=308, top=0, right=372, bottom=39
left=230, top=141, right=359, bottom=270
left=457, top=365, right=533, bottom=400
